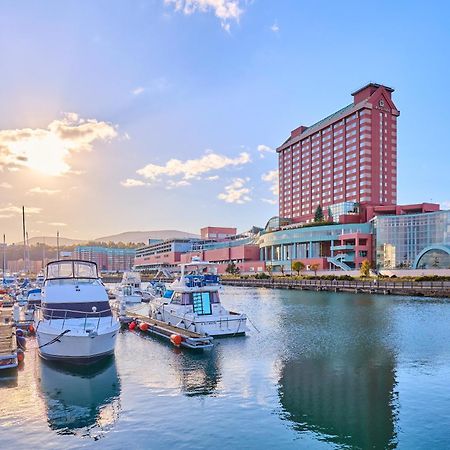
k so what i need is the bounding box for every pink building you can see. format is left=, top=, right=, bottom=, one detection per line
left=200, top=227, right=237, bottom=240
left=277, top=83, right=400, bottom=222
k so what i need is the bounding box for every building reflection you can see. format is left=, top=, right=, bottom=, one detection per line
left=279, top=324, right=397, bottom=449
left=38, top=357, right=121, bottom=437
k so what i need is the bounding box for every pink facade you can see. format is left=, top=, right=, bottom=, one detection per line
left=181, top=245, right=264, bottom=274
left=200, top=226, right=237, bottom=240
left=134, top=251, right=184, bottom=268
left=277, top=83, right=400, bottom=222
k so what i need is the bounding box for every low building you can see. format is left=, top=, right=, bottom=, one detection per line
left=374, top=209, right=450, bottom=269
left=74, top=246, right=135, bottom=272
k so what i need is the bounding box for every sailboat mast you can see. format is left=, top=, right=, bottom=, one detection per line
left=2, top=234, right=5, bottom=277
left=57, top=230, right=60, bottom=260
left=22, top=206, right=26, bottom=273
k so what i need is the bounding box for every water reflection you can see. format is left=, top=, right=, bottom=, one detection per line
left=37, top=357, right=121, bottom=439
left=173, top=348, right=221, bottom=397
left=277, top=294, right=398, bottom=449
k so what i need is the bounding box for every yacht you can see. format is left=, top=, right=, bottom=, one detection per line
left=145, top=259, right=248, bottom=337
left=35, top=272, right=45, bottom=287
left=34, top=260, right=120, bottom=363
left=23, top=288, right=42, bottom=320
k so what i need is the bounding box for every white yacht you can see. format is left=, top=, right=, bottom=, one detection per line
left=145, top=260, right=248, bottom=337
left=23, top=288, right=42, bottom=320
left=35, top=260, right=120, bottom=363
left=35, top=272, right=45, bottom=287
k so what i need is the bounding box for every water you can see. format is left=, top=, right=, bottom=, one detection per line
left=2, top=287, right=450, bottom=449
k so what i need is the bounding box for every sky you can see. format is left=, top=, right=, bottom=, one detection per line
left=0, top=0, right=449, bottom=242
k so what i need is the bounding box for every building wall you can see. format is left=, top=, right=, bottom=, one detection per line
left=74, top=246, right=135, bottom=272
left=277, top=83, right=399, bottom=222
left=200, top=226, right=237, bottom=240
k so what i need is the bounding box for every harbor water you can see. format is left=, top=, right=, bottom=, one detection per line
left=2, top=286, right=450, bottom=449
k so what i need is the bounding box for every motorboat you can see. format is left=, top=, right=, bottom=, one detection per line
left=23, top=288, right=42, bottom=320
left=35, top=272, right=45, bottom=287
left=115, top=271, right=152, bottom=302
left=145, top=259, right=248, bottom=337
left=34, top=260, right=120, bottom=363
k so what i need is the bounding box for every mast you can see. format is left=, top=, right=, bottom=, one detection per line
left=2, top=234, right=5, bottom=277
left=26, top=231, right=30, bottom=274
left=22, top=206, right=26, bottom=273
left=57, top=230, right=60, bottom=260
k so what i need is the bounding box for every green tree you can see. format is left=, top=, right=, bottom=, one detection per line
left=225, top=261, right=240, bottom=275
left=360, top=259, right=371, bottom=277
left=310, top=263, right=319, bottom=277
left=292, top=260, right=305, bottom=276
left=314, top=205, right=324, bottom=223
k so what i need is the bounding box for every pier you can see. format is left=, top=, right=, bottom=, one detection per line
left=220, top=278, right=450, bottom=298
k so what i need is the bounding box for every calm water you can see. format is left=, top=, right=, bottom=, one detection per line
left=2, top=287, right=450, bottom=449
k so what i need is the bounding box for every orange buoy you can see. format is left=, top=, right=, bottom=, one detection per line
left=170, top=334, right=182, bottom=347
left=139, top=322, right=149, bottom=332
left=28, top=324, right=35, bottom=334
left=17, top=351, right=25, bottom=363
left=128, top=321, right=136, bottom=330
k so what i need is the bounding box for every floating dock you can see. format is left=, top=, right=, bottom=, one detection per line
left=0, top=307, right=18, bottom=370
left=125, top=312, right=214, bottom=350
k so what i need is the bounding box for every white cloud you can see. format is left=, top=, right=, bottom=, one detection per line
left=0, top=182, right=12, bottom=189
left=0, top=204, right=42, bottom=215
left=28, top=187, right=60, bottom=195
left=121, top=178, right=147, bottom=188
left=0, top=112, right=118, bottom=176
left=206, top=175, right=219, bottom=181
left=270, top=22, right=279, bottom=33
left=48, top=222, right=67, bottom=227
left=262, top=169, right=279, bottom=198
left=442, top=200, right=450, bottom=210
left=262, top=198, right=277, bottom=205
left=257, top=144, right=275, bottom=158
left=166, top=179, right=192, bottom=189
left=164, top=0, right=244, bottom=30
left=131, top=86, right=145, bottom=96
left=218, top=177, right=251, bottom=204
left=136, top=151, right=251, bottom=182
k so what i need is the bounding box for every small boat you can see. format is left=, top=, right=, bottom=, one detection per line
left=23, top=288, right=42, bottom=320
left=0, top=307, right=20, bottom=371
left=35, top=272, right=45, bottom=287
left=146, top=259, right=248, bottom=337
left=34, top=260, right=120, bottom=363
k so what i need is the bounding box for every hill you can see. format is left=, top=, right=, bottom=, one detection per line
left=15, top=236, right=88, bottom=246
left=94, top=230, right=199, bottom=244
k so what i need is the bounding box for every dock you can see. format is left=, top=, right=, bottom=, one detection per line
left=125, top=312, right=214, bottom=350
left=0, top=307, right=18, bottom=370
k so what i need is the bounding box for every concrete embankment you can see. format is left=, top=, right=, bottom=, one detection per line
left=220, top=278, right=450, bottom=298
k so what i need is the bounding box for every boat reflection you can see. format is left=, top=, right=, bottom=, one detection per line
left=37, top=356, right=121, bottom=438
left=278, top=344, right=398, bottom=448
left=174, top=348, right=221, bottom=397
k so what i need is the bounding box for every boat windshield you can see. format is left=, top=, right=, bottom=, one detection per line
left=46, top=261, right=98, bottom=280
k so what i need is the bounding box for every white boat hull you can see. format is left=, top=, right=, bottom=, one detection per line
left=153, top=309, right=248, bottom=337
left=36, top=325, right=119, bottom=363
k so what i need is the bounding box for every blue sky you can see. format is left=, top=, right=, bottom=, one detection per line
left=0, top=0, right=449, bottom=241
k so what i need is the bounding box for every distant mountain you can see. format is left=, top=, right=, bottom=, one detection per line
left=94, top=230, right=200, bottom=244
left=15, top=236, right=88, bottom=246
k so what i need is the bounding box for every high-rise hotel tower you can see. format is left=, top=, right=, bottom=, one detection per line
left=277, top=83, right=400, bottom=222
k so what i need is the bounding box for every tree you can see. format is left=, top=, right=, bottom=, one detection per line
left=225, top=261, right=240, bottom=275
left=360, top=259, right=371, bottom=278
left=310, top=263, right=319, bottom=277
left=314, top=205, right=324, bottom=223
left=292, top=260, right=305, bottom=276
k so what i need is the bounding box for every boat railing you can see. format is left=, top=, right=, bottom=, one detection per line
left=184, top=274, right=220, bottom=288
left=35, top=306, right=114, bottom=331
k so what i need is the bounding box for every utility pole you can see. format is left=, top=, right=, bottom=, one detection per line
left=57, top=231, right=60, bottom=260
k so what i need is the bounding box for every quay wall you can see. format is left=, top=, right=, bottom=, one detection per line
left=220, top=278, right=450, bottom=298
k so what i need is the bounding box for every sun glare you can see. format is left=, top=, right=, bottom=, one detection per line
left=9, top=135, right=72, bottom=176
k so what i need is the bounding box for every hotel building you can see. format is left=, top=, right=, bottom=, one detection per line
left=277, top=83, right=400, bottom=223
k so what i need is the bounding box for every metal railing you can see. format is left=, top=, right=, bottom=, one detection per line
left=35, top=306, right=114, bottom=331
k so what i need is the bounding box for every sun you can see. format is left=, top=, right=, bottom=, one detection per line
left=8, top=134, right=71, bottom=176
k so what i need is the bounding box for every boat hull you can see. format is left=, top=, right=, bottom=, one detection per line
left=37, top=326, right=119, bottom=364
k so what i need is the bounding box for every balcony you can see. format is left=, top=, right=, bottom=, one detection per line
left=331, top=244, right=355, bottom=251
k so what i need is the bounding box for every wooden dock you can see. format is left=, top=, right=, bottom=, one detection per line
left=125, top=312, right=214, bottom=350
left=0, top=308, right=18, bottom=370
